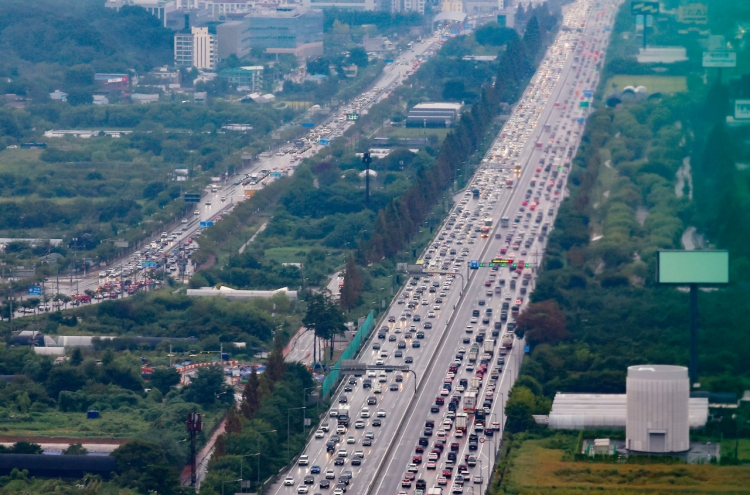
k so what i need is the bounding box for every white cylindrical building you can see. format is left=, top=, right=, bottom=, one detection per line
left=626, top=365, right=690, bottom=453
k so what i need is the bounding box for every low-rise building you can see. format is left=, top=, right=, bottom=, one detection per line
left=219, top=66, right=264, bottom=93
left=131, top=93, right=160, bottom=104
left=49, top=90, right=68, bottom=102
left=406, top=102, right=463, bottom=127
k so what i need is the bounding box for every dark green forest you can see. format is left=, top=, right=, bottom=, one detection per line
left=0, top=0, right=173, bottom=98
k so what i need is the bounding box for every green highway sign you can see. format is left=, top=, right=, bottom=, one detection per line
left=184, top=193, right=201, bottom=203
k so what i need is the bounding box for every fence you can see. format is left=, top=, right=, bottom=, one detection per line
left=321, top=311, right=375, bottom=397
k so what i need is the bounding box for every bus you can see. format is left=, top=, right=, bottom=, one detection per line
left=500, top=217, right=509, bottom=227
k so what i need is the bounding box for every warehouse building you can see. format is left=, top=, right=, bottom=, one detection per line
left=406, top=102, right=463, bottom=127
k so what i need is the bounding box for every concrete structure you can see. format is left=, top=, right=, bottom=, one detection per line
left=243, top=5, right=323, bottom=58
left=43, top=130, right=132, bottom=138
left=545, top=393, right=708, bottom=431
left=391, top=0, right=425, bottom=14
left=192, top=26, right=218, bottom=69
left=49, top=90, right=67, bottom=102
left=187, top=286, right=298, bottom=301
left=626, top=365, right=690, bottom=453
left=432, top=11, right=468, bottom=29
left=216, top=20, right=251, bottom=60
left=219, top=65, right=263, bottom=93
left=175, top=32, right=194, bottom=66
left=93, top=95, right=109, bottom=105
left=131, top=93, right=161, bottom=104
left=636, top=47, right=688, bottom=64
left=442, top=0, right=465, bottom=13
left=406, top=102, right=463, bottom=127
left=303, top=0, right=377, bottom=11
left=105, top=0, right=176, bottom=27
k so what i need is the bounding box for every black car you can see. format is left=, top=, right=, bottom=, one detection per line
left=412, top=341, right=421, bottom=348
left=405, top=356, right=414, bottom=364
left=378, top=333, right=386, bottom=339
left=362, top=438, right=372, bottom=446
left=389, top=335, right=397, bottom=342
left=304, top=475, right=315, bottom=485
left=348, top=377, right=356, bottom=385
left=335, top=483, right=348, bottom=492
left=351, top=457, right=362, bottom=466
left=344, top=385, right=353, bottom=392
left=339, top=396, right=348, bottom=403
left=419, top=437, right=429, bottom=446
left=390, top=383, right=399, bottom=391
left=326, top=441, right=336, bottom=452
left=395, top=374, right=403, bottom=382
left=430, top=405, right=440, bottom=413
left=320, top=480, right=331, bottom=489
left=423, top=322, right=433, bottom=329
left=334, top=456, right=346, bottom=465
left=395, top=350, right=403, bottom=357
left=372, top=419, right=382, bottom=427
left=412, top=315, right=421, bottom=322
left=416, top=331, right=425, bottom=339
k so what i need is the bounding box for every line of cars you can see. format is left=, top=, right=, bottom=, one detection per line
left=387, top=2, right=616, bottom=494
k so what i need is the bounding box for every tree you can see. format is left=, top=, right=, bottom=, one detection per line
left=63, top=443, right=88, bottom=456
left=64, top=65, right=95, bottom=90
left=475, top=23, right=517, bottom=46
left=241, top=367, right=262, bottom=419
left=265, top=336, right=286, bottom=384
left=225, top=407, right=243, bottom=434
left=183, top=366, right=232, bottom=405
left=112, top=440, right=179, bottom=495
left=515, top=299, right=569, bottom=346
left=349, top=47, right=369, bottom=68
left=303, top=292, right=346, bottom=361
left=70, top=348, right=83, bottom=366
left=67, top=89, right=93, bottom=106
left=149, top=367, right=181, bottom=394
left=340, top=255, right=363, bottom=310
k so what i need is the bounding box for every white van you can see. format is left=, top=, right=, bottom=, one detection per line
left=360, top=407, right=370, bottom=418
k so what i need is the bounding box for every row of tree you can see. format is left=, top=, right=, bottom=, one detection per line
left=364, top=7, right=558, bottom=262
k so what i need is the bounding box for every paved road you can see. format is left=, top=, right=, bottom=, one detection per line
left=270, top=1, right=619, bottom=495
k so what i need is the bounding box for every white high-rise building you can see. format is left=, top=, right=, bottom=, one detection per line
left=192, top=27, right=218, bottom=70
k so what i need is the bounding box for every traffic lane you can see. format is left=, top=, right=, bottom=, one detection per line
left=376, top=11, right=605, bottom=492
left=374, top=185, right=526, bottom=494
left=274, top=276, right=463, bottom=494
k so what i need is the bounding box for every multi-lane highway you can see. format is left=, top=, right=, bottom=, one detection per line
left=275, top=1, right=618, bottom=495
left=16, top=29, right=451, bottom=310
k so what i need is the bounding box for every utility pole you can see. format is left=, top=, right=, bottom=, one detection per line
left=186, top=412, right=203, bottom=487
left=362, top=152, right=372, bottom=208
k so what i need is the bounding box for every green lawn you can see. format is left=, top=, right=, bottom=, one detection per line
left=605, top=75, right=688, bottom=94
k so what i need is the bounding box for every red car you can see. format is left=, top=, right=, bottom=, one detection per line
left=415, top=445, right=424, bottom=454
left=435, top=397, right=445, bottom=405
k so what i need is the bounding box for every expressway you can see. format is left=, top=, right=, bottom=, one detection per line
left=274, top=1, right=619, bottom=495
left=17, top=29, right=450, bottom=308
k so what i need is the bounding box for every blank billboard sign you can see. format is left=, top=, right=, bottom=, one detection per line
left=657, top=251, right=729, bottom=284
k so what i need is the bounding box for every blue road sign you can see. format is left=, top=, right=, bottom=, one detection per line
left=301, top=122, right=315, bottom=128
left=199, top=221, right=214, bottom=228
left=270, top=172, right=283, bottom=178
left=27, top=286, right=41, bottom=296
left=470, top=260, right=479, bottom=270
left=583, top=90, right=593, bottom=98
left=524, top=345, right=530, bottom=353
left=319, top=139, right=330, bottom=146
left=605, top=25, right=611, bottom=31
left=577, top=117, right=585, bottom=124
left=141, top=261, right=158, bottom=268
left=384, top=59, right=394, bottom=64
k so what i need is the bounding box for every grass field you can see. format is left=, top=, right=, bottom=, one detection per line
left=605, top=75, right=688, bottom=94
left=506, top=438, right=750, bottom=494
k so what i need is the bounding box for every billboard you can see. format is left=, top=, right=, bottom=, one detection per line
left=735, top=100, right=750, bottom=120
left=702, top=51, right=736, bottom=68
left=184, top=193, right=201, bottom=203
left=631, top=1, right=659, bottom=15
left=678, top=3, right=708, bottom=24
left=657, top=250, right=728, bottom=284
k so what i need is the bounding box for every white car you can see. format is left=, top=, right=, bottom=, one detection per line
left=315, top=429, right=324, bottom=439
left=284, top=476, right=294, bottom=486
left=297, top=485, right=309, bottom=493
left=298, top=455, right=309, bottom=465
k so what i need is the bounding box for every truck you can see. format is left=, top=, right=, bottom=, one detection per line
left=427, top=488, right=443, bottom=495
left=483, top=217, right=493, bottom=227
left=501, top=333, right=514, bottom=349
left=500, top=216, right=509, bottom=227
left=483, top=339, right=495, bottom=355
left=472, top=188, right=480, bottom=198
left=454, top=413, right=468, bottom=432
left=468, top=347, right=478, bottom=363
left=463, top=391, right=477, bottom=413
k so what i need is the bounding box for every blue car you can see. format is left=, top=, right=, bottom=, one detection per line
left=311, top=465, right=321, bottom=474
